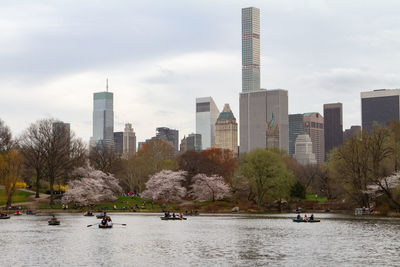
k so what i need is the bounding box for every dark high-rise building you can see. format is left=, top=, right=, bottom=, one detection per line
left=187, top=133, right=202, bottom=152
left=181, top=133, right=202, bottom=153
left=324, top=103, right=343, bottom=160
left=361, top=89, right=400, bottom=131
left=113, top=132, right=123, bottom=155
left=156, top=127, right=179, bottom=154
left=343, top=125, right=361, bottom=141
left=289, top=114, right=304, bottom=156
left=52, top=122, right=71, bottom=146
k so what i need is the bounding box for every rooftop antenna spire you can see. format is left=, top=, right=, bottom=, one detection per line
left=106, top=78, right=109, bottom=92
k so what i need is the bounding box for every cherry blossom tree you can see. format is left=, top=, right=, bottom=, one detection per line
left=141, top=170, right=187, bottom=203
left=364, top=172, right=400, bottom=208
left=190, top=173, right=231, bottom=202
left=61, top=165, right=123, bottom=205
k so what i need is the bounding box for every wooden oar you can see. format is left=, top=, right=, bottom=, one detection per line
left=113, top=223, right=127, bottom=226
left=87, top=223, right=99, bottom=227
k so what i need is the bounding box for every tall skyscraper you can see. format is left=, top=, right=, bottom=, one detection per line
left=324, top=103, right=343, bottom=160
left=91, top=89, right=114, bottom=147
left=156, top=127, right=179, bottom=154
left=303, top=112, right=324, bottom=164
left=240, top=90, right=268, bottom=154
left=215, top=104, right=238, bottom=156
left=196, top=97, right=220, bottom=149
left=266, top=89, right=289, bottom=152
left=123, top=123, right=136, bottom=157
left=289, top=114, right=305, bottom=156
left=242, top=7, right=260, bottom=93
left=361, top=89, right=400, bottom=131
left=239, top=7, right=289, bottom=154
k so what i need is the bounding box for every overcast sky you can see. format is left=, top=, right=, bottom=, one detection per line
left=1, top=0, right=400, bottom=143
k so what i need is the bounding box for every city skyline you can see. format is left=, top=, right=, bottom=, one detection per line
left=2, top=1, right=400, bottom=143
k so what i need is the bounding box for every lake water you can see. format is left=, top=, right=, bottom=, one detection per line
left=0, top=213, right=399, bottom=266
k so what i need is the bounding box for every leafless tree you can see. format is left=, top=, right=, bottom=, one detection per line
left=0, top=118, right=14, bottom=153
left=88, top=144, right=121, bottom=174
left=20, top=121, right=47, bottom=198
left=20, top=119, right=86, bottom=205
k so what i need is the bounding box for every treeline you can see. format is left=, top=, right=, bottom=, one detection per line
left=1, top=117, right=399, bottom=212
left=0, top=118, right=86, bottom=207
left=327, top=122, right=400, bottom=212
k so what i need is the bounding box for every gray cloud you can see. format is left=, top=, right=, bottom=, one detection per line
left=1, top=0, right=400, bottom=142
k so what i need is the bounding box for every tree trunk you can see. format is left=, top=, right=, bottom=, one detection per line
left=6, top=185, right=16, bottom=209
left=35, top=169, right=41, bottom=198
left=49, top=176, right=55, bottom=206
left=6, top=194, right=12, bottom=209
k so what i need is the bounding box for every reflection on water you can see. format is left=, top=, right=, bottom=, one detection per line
left=0, top=213, right=399, bottom=266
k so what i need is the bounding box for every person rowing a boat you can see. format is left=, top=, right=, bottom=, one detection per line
left=310, top=214, right=314, bottom=220
left=106, top=216, right=112, bottom=227
left=304, top=214, right=308, bottom=221
left=51, top=215, right=58, bottom=221
left=296, top=214, right=301, bottom=220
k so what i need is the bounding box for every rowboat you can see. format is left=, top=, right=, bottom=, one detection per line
left=96, top=215, right=105, bottom=219
left=84, top=212, right=94, bottom=216
left=160, top=217, right=187, bottom=221
left=293, top=219, right=321, bottom=223
left=0, top=215, right=10, bottom=219
left=48, top=220, right=61, bottom=225
left=99, top=223, right=113, bottom=228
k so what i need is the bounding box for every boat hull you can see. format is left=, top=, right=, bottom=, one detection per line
left=0, top=216, right=10, bottom=219
left=293, top=219, right=320, bottom=223
left=48, top=220, right=60, bottom=225
left=99, top=224, right=113, bottom=228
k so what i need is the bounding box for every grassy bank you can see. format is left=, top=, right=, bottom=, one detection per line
left=0, top=189, right=34, bottom=206
left=39, top=195, right=177, bottom=212
left=305, top=194, right=328, bottom=203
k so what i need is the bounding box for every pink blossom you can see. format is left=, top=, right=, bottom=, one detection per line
left=141, top=170, right=187, bottom=203
left=190, top=173, right=231, bottom=202
left=61, top=165, right=123, bottom=205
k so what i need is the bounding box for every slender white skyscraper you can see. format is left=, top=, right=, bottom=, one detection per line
left=91, top=84, right=114, bottom=147
left=242, top=7, right=260, bottom=92
left=196, top=97, right=219, bottom=149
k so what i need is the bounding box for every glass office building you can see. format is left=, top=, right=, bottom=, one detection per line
left=361, top=89, right=400, bottom=131
left=92, top=91, right=114, bottom=147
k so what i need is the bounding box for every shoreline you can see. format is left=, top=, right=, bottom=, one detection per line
left=3, top=208, right=399, bottom=218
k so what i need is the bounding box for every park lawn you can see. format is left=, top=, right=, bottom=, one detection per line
left=0, top=189, right=34, bottom=206
left=306, top=194, right=328, bottom=203
left=39, top=195, right=177, bottom=211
